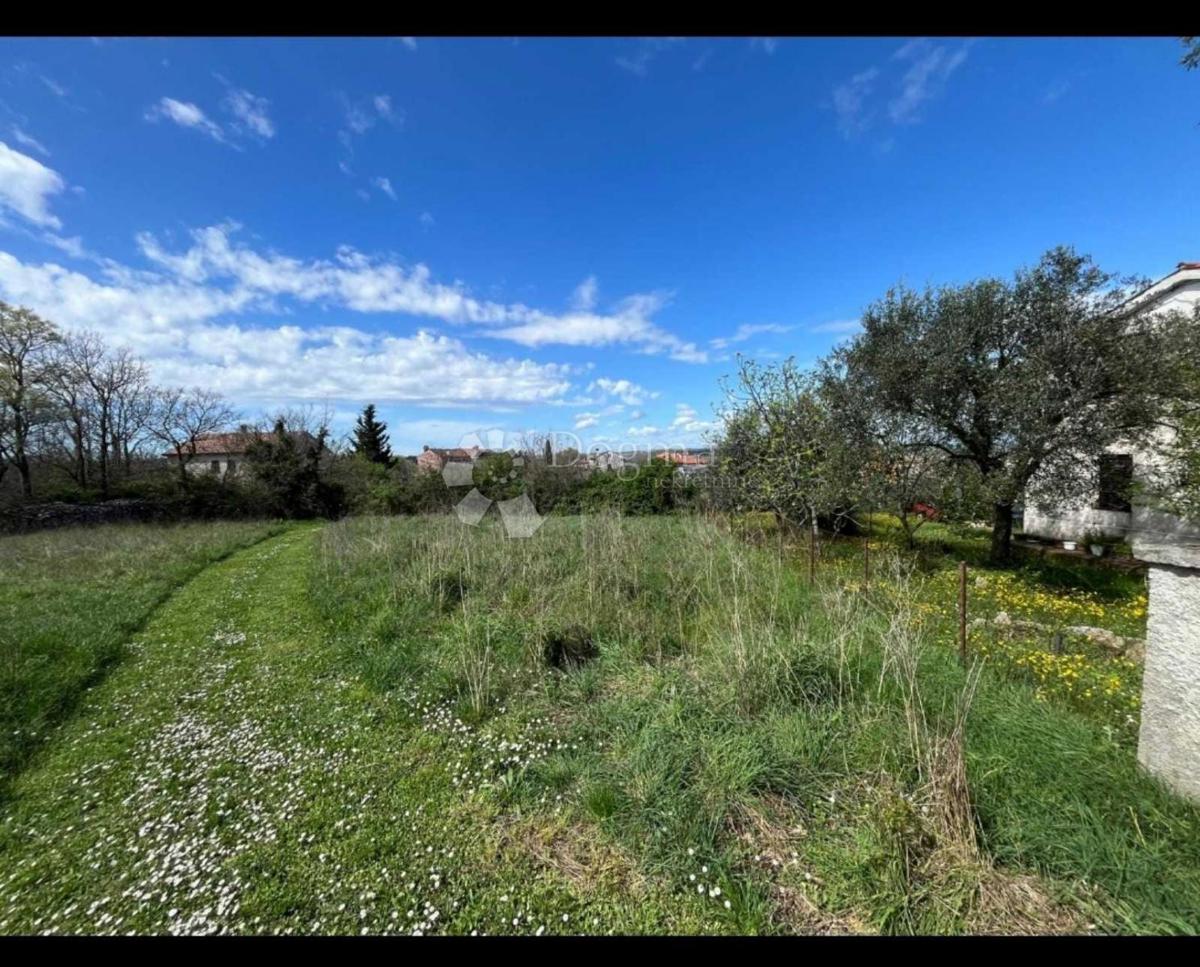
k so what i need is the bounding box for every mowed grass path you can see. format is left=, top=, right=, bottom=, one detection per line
left=0, top=519, right=286, bottom=786
left=0, top=526, right=714, bottom=935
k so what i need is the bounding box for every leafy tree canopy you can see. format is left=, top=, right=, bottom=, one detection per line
left=831, top=246, right=1199, bottom=562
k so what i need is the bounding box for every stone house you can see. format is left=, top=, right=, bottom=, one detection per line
left=655, top=449, right=711, bottom=477
left=1023, top=261, right=1200, bottom=544
left=164, top=429, right=315, bottom=478
left=165, top=431, right=257, bottom=478
left=416, top=445, right=488, bottom=474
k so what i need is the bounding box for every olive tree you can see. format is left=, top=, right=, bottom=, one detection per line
left=818, top=359, right=983, bottom=545
left=833, top=247, right=1197, bottom=563
left=715, top=356, right=858, bottom=535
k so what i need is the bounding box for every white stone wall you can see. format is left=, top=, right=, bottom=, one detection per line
left=1133, top=510, right=1200, bottom=802
left=1137, top=563, right=1200, bottom=801
left=1022, top=506, right=1131, bottom=542
left=1023, top=270, right=1199, bottom=543
left=185, top=455, right=242, bottom=477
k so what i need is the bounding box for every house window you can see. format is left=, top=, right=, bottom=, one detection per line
left=1096, top=454, right=1133, bottom=513
left=210, top=460, right=221, bottom=474
left=226, top=460, right=237, bottom=475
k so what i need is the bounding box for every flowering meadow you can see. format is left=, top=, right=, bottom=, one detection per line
left=0, top=519, right=285, bottom=786
left=1, top=515, right=1197, bottom=935
left=820, top=517, right=1149, bottom=739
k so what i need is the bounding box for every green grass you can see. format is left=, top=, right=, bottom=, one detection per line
left=0, top=514, right=1196, bottom=935
left=305, top=514, right=1197, bottom=934
left=0, top=519, right=286, bottom=787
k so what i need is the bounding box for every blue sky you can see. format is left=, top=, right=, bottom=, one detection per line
left=0, top=36, right=1196, bottom=454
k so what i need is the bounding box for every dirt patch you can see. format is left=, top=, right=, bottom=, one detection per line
left=542, top=626, right=598, bottom=670
left=728, top=795, right=869, bottom=935
left=499, top=816, right=650, bottom=897
left=967, top=868, right=1088, bottom=935
left=430, top=570, right=468, bottom=612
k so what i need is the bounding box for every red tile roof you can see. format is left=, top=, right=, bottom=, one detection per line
left=656, top=450, right=710, bottom=466
left=163, top=430, right=314, bottom=458
left=184, top=432, right=264, bottom=455
left=421, top=446, right=488, bottom=461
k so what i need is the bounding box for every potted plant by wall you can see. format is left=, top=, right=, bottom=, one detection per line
left=1062, top=537, right=1078, bottom=551
left=1081, top=529, right=1107, bottom=557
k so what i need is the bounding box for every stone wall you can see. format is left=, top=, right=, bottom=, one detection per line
left=0, top=499, right=167, bottom=534
left=1132, top=509, right=1200, bottom=802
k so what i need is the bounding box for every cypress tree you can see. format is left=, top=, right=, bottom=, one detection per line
left=351, top=404, right=394, bottom=466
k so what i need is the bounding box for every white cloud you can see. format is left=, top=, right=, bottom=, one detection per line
left=888, top=39, right=971, bottom=124
left=372, top=176, right=397, bottom=200
left=42, top=233, right=86, bottom=258
left=397, top=37, right=418, bottom=51
left=1042, top=79, right=1071, bottom=105
left=338, top=94, right=401, bottom=162
left=145, top=97, right=226, bottom=143
left=224, top=87, right=275, bottom=139
left=0, top=250, right=572, bottom=407
left=750, top=38, right=778, bottom=55
left=627, top=425, right=661, bottom=437
left=10, top=126, right=49, bottom=157
left=832, top=68, right=880, bottom=139
left=570, top=275, right=598, bottom=312
left=669, top=402, right=717, bottom=435
left=587, top=377, right=659, bottom=406
left=0, top=141, right=65, bottom=229
left=709, top=322, right=793, bottom=350
left=485, top=291, right=707, bottom=362
left=343, top=94, right=397, bottom=138
left=808, top=318, right=861, bottom=334
left=574, top=413, right=600, bottom=430
left=0, top=220, right=704, bottom=402
left=831, top=39, right=971, bottom=141
left=616, top=38, right=684, bottom=76
left=40, top=75, right=68, bottom=99
left=419, top=211, right=435, bottom=229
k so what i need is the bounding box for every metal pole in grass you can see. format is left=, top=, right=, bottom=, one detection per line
left=958, top=560, right=968, bottom=666
left=864, top=510, right=871, bottom=592
left=809, top=514, right=817, bottom=583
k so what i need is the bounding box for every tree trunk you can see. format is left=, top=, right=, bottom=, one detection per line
left=989, top=501, right=1014, bottom=564
left=73, top=420, right=87, bottom=488
left=97, top=412, right=110, bottom=497
left=13, top=418, right=32, bottom=499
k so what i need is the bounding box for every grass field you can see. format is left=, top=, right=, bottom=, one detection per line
left=0, top=519, right=286, bottom=788
left=0, top=514, right=1197, bottom=935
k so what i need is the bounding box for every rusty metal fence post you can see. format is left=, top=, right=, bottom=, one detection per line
left=958, top=560, right=968, bottom=666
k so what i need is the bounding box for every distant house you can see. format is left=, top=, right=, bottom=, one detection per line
left=1023, top=261, right=1200, bottom=544
left=164, top=429, right=315, bottom=478
left=416, top=445, right=488, bottom=474
left=164, top=431, right=258, bottom=478
left=655, top=449, right=711, bottom=476
left=587, top=450, right=627, bottom=472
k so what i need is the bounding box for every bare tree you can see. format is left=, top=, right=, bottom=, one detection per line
left=63, top=332, right=149, bottom=496
left=110, top=362, right=155, bottom=477
left=44, top=335, right=95, bottom=488
left=0, top=402, right=12, bottom=489
left=0, top=302, right=61, bottom=499
left=150, top=387, right=238, bottom=484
